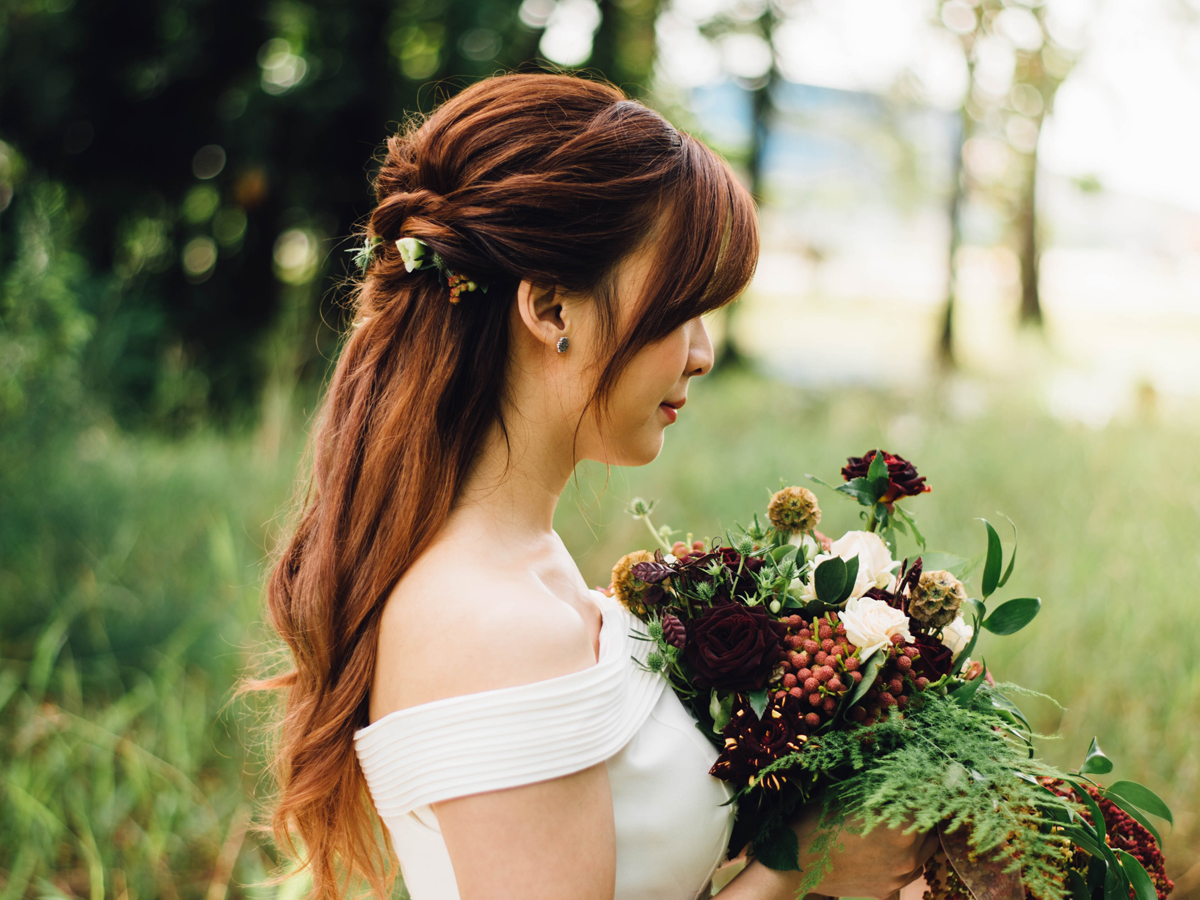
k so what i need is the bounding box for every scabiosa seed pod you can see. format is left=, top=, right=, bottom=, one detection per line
left=909, top=569, right=968, bottom=629
left=767, top=486, right=822, bottom=534
left=611, top=549, right=656, bottom=616
left=661, top=613, right=687, bottom=649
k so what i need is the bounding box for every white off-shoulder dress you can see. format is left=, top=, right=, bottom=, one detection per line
left=353, top=588, right=737, bottom=900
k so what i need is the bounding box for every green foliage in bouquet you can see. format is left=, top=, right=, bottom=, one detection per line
left=611, top=450, right=1175, bottom=900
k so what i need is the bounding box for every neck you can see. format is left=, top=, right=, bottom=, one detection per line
left=445, top=406, right=577, bottom=549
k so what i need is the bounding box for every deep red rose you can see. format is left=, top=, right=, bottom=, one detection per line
left=709, top=693, right=805, bottom=787
left=676, top=547, right=764, bottom=602
left=908, top=632, right=953, bottom=679
left=842, top=450, right=931, bottom=506
left=684, top=600, right=787, bottom=692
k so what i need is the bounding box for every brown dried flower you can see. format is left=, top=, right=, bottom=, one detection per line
left=767, top=486, right=822, bottom=535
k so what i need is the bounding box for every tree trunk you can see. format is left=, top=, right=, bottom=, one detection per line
left=1015, top=142, right=1043, bottom=326
left=938, top=109, right=968, bottom=369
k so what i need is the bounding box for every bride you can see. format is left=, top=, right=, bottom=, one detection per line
left=253, top=72, right=937, bottom=900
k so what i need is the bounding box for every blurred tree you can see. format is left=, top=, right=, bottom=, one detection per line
left=696, top=0, right=786, bottom=372
left=933, top=0, right=1080, bottom=367
left=0, top=0, right=654, bottom=431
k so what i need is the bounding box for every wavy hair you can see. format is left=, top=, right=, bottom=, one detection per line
left=246, top=72, right=759, bottom=900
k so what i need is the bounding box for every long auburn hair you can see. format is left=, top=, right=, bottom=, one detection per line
left=249, top=72, right=759, bottom=899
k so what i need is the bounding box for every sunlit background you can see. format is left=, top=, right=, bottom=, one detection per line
left=2, top=0, right=1198, bottom=897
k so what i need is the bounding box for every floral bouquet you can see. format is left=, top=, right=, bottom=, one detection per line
left=605, top=450, right=1174, bottom=900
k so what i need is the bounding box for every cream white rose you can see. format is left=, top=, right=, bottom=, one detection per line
left=940, top=613, right=974, bottom=659
left=395, top=237, right=427, bottom=272
left=798, top=531, right=899, bottom=602
left=841, top=595, right=913, bottom=658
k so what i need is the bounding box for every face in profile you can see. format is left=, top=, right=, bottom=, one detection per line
left=571, top=238, right=716, bottom=468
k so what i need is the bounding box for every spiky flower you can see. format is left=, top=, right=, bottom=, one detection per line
left=908, top=569, right=967, bottom=629
left=767, top=486, right=822, bottom=535
left=612, top=550, right=656, bottom=616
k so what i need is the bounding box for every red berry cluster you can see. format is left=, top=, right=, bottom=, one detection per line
left=769, top=612, right=862, bottom=733
left=846, top=635, right=931, bottom=726
left=1041, top=779, right=1174, bottom=900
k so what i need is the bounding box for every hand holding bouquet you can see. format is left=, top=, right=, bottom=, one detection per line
left=606, top=451, right=1174, bottom=900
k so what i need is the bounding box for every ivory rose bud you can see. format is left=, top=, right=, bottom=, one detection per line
left=841, top=595, right=913, bottom=658
left=940, top=613, right=974, bottom=659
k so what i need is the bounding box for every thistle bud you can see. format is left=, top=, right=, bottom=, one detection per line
left=646, top=650, right=665, bottom=671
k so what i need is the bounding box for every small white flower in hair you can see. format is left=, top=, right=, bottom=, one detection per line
left=396, top=237, right=428, bottom=273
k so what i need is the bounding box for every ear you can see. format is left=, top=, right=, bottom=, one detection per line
left=514, top=279, right=573, bottom=350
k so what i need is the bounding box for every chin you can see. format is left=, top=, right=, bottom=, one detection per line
left=599, top=432, right=665, bottom=467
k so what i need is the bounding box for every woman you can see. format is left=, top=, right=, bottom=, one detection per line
left=254, top=73, right=936, bottom=900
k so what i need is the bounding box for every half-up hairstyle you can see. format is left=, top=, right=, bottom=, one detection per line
left=248, top=72, right=758, bottom=899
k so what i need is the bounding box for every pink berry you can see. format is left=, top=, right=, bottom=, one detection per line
left=818, top=624, right=833, bottom=640
left=897, top=695, right=909, bottom=709
left=850, top=670, right=863, bottom=684
left=789, top=687, right=804, bottom=698
left=783, top=674, right=797, bottom=688
left=844, top=656, right=860, bottom=672
left=804, top=677, right=820, bottom=693
left=799, top=628, right=812, bottom=640
left=821, top=638, right=835, bottom=653
left=890, top=633, right=906, bottom=646
left=864, top=716, right=877, bottom=726
left=796, top=667, right=812, bottom=682
left=880, top=692, right=896, bottom=707
left=818, top=665, right=835, bottom=682
left=775, top=690, right=786, bottom=699
left=835, top=623, right=847, bottom=635
left=889, top=677, right=904, bottom=696
left=808, top=692, right=823, bottom=708
left=827, top=677, right=844, bottom=693
left=803, top=639, right=820, bottom=655
left=787, top=615, right=803, bottom=629
left=915, top=677, right=930, bottom=691
left=850, top=706, right=867, bottom=722
left=896, top=655, right=912, bottom=672
left=814, top=651, right=828, bottom=666
left=903, top=646, right=919, bottom=659
left=805, top=712, right=821, bottom=727
left=823, top=697, right=837, bottom=714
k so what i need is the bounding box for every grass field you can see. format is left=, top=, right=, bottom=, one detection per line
left=2, top=367, right=1197, bottom=899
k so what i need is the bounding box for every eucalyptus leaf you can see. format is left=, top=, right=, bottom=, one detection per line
left=1116, top=850, right=1159, bottom=900
left=920, top=551, right=969, bottom=575
left=753, top=822, right=801, bottom=871
left=980, top=518, right=1003, bottom=599
left=867, top=450, right=890, bottom=499
left=1080, top=736, right=1114, bottom=775
left=814, top=557, right=848, bottom=605
left=749, top=688, right=769, bottom=720
left=846, top=651, right=885, bottom=708
left=982, top=597, right=1042, bottom=635
left=951, top=663, right=986, bottom=707
left=710, top=690, right=733, bottom=734
left=1105, top=781, right=1173, bottom=825
left=998, top=515, right=1019, bottom=589
left=835, top=554, right=860, bottom=605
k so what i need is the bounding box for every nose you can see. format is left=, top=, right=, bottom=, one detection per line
left=688, top=316, right=714, bottom=378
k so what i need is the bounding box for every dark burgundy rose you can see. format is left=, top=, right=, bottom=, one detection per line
left=842, top=450, right=931, bottom=506
left=661, top=613, right=687, bottom=650
left=676, top=547, right=764, bottom=601
left=908, top=632, right=953, bottom=679
left=683, top=600, right=787, bottom=692
left=710, top=693, right=805, bottom=787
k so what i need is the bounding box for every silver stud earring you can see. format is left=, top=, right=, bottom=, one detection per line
left=556, top=336, right=570, bottom=353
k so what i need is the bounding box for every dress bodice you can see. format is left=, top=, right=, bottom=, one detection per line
left=353, top=590, right=736, bottom=900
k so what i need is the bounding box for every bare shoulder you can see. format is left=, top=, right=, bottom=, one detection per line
left=369, top=547, right=601, bottom=722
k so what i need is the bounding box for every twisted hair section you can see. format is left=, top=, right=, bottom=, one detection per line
left=244, top=72, right=759, bottom=900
